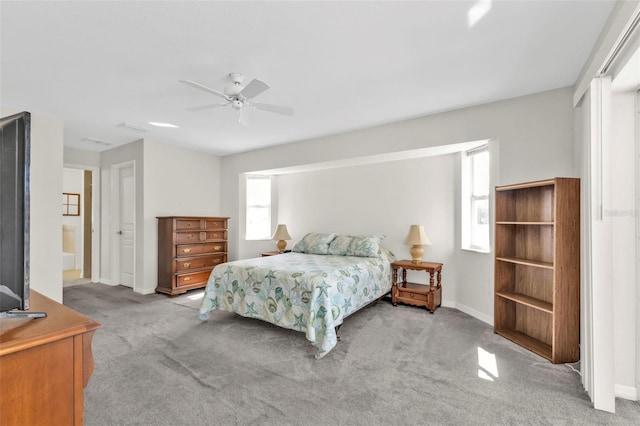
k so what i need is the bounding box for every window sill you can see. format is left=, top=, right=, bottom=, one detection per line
left=462, top=247, right=491, bottom=254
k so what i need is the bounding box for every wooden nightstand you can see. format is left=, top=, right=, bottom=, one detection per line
left=391, top=260, right=443, bottom=313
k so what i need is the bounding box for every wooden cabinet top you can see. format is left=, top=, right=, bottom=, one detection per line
left=156, top=216, right=230, bottom=220
left=392, top=260, right=443, bottom=271
left=0, top=291, right=101, bottom=356
left=495, top=177, right=578, bottom=192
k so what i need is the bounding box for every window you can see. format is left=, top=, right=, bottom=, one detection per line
left=462, top=145, right=490, bottom=252
left=62, top=192, right=80, bottom=216
left=246, top=175, right=271, bottom=240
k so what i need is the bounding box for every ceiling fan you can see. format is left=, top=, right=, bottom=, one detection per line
left=179, top=73, right=294, bottom=125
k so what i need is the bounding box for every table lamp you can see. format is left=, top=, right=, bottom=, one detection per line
left=404, top=225, right=431, bottom=264
left=271, top=224, right=292, bottom=253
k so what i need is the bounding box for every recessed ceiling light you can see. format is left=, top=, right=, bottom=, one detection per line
left=148, top=122, right=179, bottom=128
left=81, top=137, right=112, bottom=146
left=117, top=122, right=150, bottom=132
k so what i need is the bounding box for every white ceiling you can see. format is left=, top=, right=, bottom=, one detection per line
left=0, top=1, right=615, bottom=156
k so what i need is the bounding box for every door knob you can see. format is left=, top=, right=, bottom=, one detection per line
left=117, top=230, right=123, bottom=235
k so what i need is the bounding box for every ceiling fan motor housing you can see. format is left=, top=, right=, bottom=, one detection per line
left=231, top=99, right=244, bottom=110
left=224, top=73, right=245, bottom=97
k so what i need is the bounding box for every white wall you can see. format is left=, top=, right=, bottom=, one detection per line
left=276, top=155, right=458, bottom=305
left=64, top=146, right=100, bottom=168
left=1, top=108, right=64, bottom=302
left=220, top=87, right=576, bottom=322
left=142, top=139, right=222, bottom=294
left=610, top=90, right=637, bottom=398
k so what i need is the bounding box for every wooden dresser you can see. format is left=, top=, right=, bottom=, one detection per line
left=0, top=291, right=101, bottom=426
left=156, top=216, right=229, bottom=296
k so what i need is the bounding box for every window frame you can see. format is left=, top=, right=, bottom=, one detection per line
left=245, top=175, right=272, bottom=241
left=461, top=144, right=491, bottom=253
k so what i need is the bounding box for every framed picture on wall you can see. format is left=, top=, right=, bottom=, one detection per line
left=62, top=192, right=80, bottom=216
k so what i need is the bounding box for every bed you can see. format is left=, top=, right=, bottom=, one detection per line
left=199, top=233, right=396, bottom=358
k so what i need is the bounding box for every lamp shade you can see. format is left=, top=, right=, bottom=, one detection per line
left=404, top=225, right=431, bottom=246
left=271, top=224, right=291, bottom=241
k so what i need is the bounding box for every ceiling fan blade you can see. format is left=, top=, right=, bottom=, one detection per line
left=240, top=79, right=270, bottom=99
left=186, top=102, right=229, bottom=112
left=179, top=79, right=230, bottom=100
left=254, top=102, right=294, bottom=116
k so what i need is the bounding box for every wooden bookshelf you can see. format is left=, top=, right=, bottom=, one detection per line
left=494, top=178, right=580, bottom=363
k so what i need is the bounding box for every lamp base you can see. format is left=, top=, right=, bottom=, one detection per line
left=409, top=245, right=423, bottom=264
left=276, top=240, right=287, bottom=253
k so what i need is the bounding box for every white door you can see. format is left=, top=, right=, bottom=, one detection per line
left=114, top=163, right=135, bottom=288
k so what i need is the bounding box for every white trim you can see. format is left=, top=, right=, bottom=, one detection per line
left=64, top=163, right=101, bottom=283
left=245, top=174, right=272, bottom=240
left=574, top=1, right=640, bottom=106
left=590, top=77, right=617, bottom=413
left=461, top=142, right=491, bottom=252
left=636, top=89, right=640, bottom=401
left=615, top=384, right=639, bottom=401
left=110, top=160, right=136, bottom=291
left=600, top=11, right=640, bottom=76
left=578, top=89, right=594, bottom=402
left=454, top=301, right=493, bottom=326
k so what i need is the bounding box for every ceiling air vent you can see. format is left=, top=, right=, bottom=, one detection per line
left=117, top=122, right=150, bottom=132
left=81, top=137, right=112, bottom=146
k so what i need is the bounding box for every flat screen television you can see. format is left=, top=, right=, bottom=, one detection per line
left=0, top=111, right=44, bottom=318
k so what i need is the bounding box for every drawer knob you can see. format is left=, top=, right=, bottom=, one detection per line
left=183, top=263, right=191, bottom=268
left=183, top=277, right=191, bottom=282
left=183, top=248, right=191, bottom=253
left=187, top=234, right=192, bottom=239
left=214, top=246, right=222, bottom=251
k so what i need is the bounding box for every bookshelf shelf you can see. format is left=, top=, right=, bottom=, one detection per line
left=494, top=178, right=580, bottom=363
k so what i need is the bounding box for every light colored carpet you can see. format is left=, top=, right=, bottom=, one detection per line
left=63, top=277, right=92, bottom=287
left=63, top=283, right=640, bottom=425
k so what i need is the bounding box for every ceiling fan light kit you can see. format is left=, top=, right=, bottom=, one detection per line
left=180, top=72, right=294, bottom=125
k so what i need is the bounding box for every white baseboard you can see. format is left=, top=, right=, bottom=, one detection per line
left=615, top=384, right=638, bottom=401
left=453, top=302, right=493, bottom=326
left=100, top=278, right=114, bottom=286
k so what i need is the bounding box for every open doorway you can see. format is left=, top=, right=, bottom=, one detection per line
left=62, top=166, right=99, bottom=287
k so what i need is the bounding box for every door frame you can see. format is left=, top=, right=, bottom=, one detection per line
left=110, top=160, right=136, bottom=292
left=63, top=163, right=100, bottom=282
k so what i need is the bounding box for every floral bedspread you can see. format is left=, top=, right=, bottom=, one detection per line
left=199, top=249, right=395, bottom=358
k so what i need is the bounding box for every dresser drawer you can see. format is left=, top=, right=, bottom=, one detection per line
left=175, top=231, right=202, bottom=244
left=204, top=219, right=227, bottom=230
left=175, top=219, right=201, bottom=230
left=175, top=254, right=225, bottom=272
left=208, top=242, right=226, bottom=253
left=397, top=286, right=429, bottom=303
left=176, top=270, right=212, bottom=287
left=177, top=243, right=225, bottom=256
left=203, top=230, right=227, bottom=242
